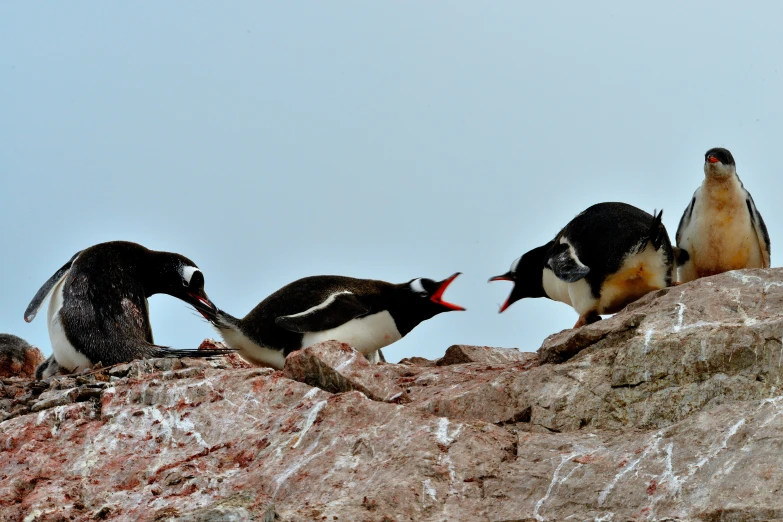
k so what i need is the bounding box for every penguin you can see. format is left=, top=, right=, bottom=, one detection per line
left=208, top=273, right=465, bottom=368
left=24, top=241, right=229, bottom=378
left=490, top=202, right=677, bottom=328
left=676, top=147, right=770, bottom=283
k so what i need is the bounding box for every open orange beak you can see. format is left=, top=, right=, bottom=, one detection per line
left=430, top=272, right=466, bottom=311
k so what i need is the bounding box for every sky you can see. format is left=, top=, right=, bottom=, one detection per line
left=2, top=2, right=782, bottom=363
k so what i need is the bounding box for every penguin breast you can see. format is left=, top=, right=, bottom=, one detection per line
left=300, top=311, right=402, bottom=355
left=684, top=183, right=764, bottom=276
left=47, top=275, right=92, bottom=372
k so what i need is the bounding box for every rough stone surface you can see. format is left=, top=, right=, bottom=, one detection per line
left=0, top=334, right=44, bottom=378
left=437, top=344, right=537, bottom=366
left=2, top=268, right=783, bottom=521
left=282, top=340, right=406, bottom=402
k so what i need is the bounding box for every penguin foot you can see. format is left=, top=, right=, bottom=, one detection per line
left=574, top=311, right=602, bottom=328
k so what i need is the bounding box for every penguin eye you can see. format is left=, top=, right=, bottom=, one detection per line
left=181, top=278, right=189, bottom=288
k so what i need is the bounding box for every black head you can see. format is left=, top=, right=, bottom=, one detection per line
left=393, top=272, right=465, bottom=335
left=705, top=147, right=735, bottom=166
left=488, top=243, right=551, bottom=313
left=148, top=252, right=218, bottom=321
left=404, top=272, right=466, bottom=313
left=704, top=148, right=737, bottom=179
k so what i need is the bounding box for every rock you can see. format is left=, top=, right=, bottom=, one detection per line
left=398, top=356, right=437, bottom=367
left=283, top=341, right=405, bottom=402
left=1, top=268, right=783, bottom=520
left=437, top=344, right=538, bottom=366
left=523, top=268, right=783, bottom=432
left=0, top=334, right=44, bottom=378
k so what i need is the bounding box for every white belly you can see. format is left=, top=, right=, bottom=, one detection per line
left=219, top=326, right=287, bottom=370
left=301, top=311, right=402, bottom=356
left=679, top=183, right=764, bottom=281
left=47, top=275, right=92, bottom=372
left=542, top=268, right=597, bottom=316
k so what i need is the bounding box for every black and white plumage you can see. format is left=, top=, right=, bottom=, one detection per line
left=676, top=147, right=770, bottom=283
left=210, top=273, right=465, bottom=368
left=24, top=241, right=228, bottom=378
left=490, top=202, right=677, bottom=328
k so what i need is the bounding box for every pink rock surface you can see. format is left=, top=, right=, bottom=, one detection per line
left=0, top=334, right=44, bottom=379
left=2, top=268, right=783, bottom=520
left=282, top=341, right=405, bottom=402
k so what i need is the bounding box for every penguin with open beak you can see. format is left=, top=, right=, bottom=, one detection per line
left=490, top=202, right=677, bottom=328
left=209, top=273, right=465, bottom=368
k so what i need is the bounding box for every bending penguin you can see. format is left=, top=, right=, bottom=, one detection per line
left=490, top=202, right=677, bottom=328
left=25, top=241, right=228, bottom=379
left=676, top=147, right=770, bottom=283
left=208, top=273, right=465, bottom=368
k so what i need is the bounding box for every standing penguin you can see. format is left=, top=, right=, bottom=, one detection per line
left=209, top=273, right=465, bottom=368
left=24, top=241, right=228, bottom=378
left=676, top=147, right=770, bottom=283
left=490, top=202, right=676, bottom=328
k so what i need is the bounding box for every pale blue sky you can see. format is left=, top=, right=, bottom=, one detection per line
left=3, top=2, right=782, bottom=362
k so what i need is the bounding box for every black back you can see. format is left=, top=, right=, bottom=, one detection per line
left=554, top=202, right=674, bottom=298
left=230, top=275, right=446, bottom=355
left=32, top=241, right=217, bottom=367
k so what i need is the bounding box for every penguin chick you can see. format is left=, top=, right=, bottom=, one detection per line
left=676, top=147, right=770, bottom=283
left=490, top=202, right=676, bottom=328
left=209, top=273, right=465, bottom=368
left=24, top=241, right=230, bottom=377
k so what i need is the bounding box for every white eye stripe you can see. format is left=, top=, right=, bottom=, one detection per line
left=509, top=256, right=522, bottom=272
left=410, top=278, right=426, bottom=294
left=180, top=266, right=200, bottom=285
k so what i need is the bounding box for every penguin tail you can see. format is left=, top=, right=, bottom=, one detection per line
left=648, top=209, right=666, bottom=251
left=155, top=346, right=236, bottom=359
left=211, top=310, right=242, bottom=331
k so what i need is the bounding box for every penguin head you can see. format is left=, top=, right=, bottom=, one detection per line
left=404, top=272, right=466, bottom=317
left=704, top=147, right=736, bottom=178
left=151, top=254, right=218, bottom=321
left=489, top=244, right=550, bottom=312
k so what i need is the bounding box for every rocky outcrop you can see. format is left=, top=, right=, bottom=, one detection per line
left=1, top=268, right=783, bottom=521
left=0, top=334, right=44, bottom=379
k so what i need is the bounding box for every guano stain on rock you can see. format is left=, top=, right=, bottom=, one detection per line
left=1, top=268, right=783, bottom=520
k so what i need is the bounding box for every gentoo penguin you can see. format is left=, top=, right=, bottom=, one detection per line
left=208, top=273, right=465, bottom=368
left=490, top=202, right=676, bottom=328
left=24, top=241, right=229, bottom=378
left=676, top=147, right=770, bottom=283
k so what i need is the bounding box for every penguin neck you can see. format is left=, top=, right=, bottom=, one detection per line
left=141, top=251, right=180, bottom=297
left=523, top=242, right=552, bottom=300
left=701, top=171, right=743, bottom=207
left=387, top=287, right=440, bottom=337
left=703, top=164, right=738, bottom=186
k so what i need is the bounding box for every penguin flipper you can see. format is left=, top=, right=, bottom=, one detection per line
left=275, top=291, right=371, bottom=333
left=547, top=242, right=590, bottom=283
left=676, top=195, right=697, bottom=246
left=745, top=193, right=771, bottom=268
left=24, top=250, right=82, bottom=323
